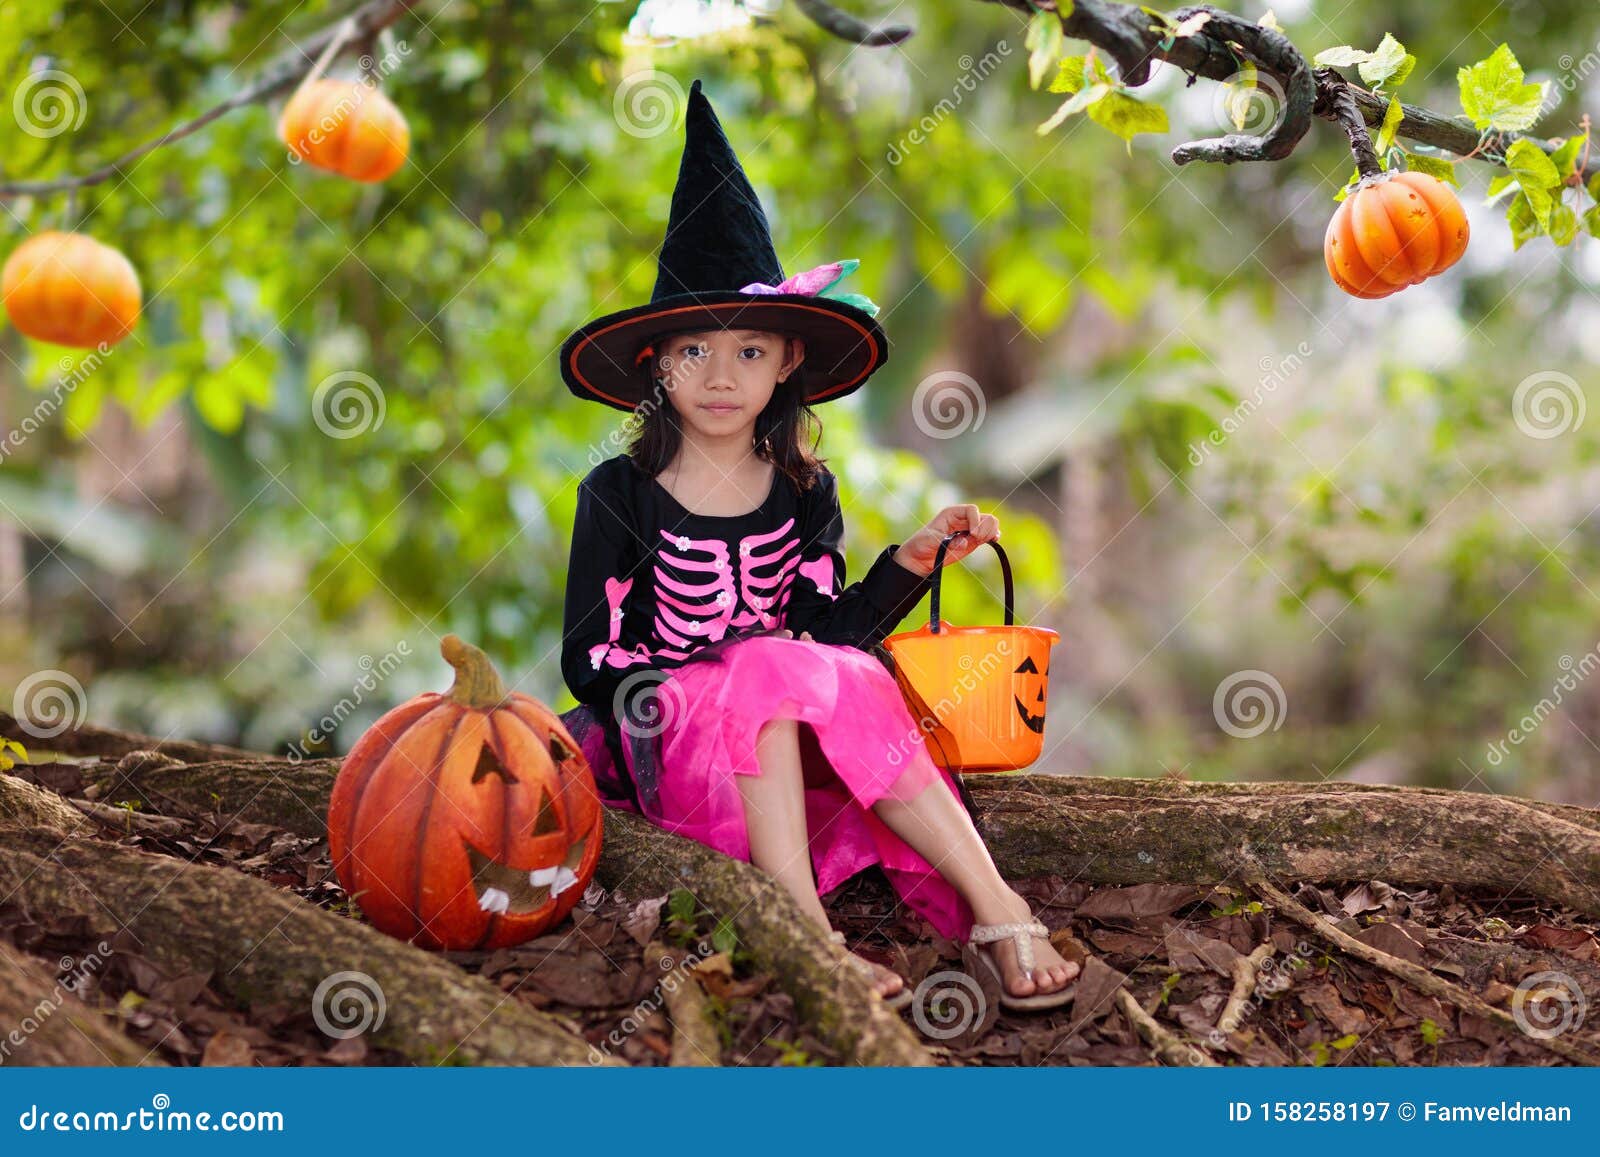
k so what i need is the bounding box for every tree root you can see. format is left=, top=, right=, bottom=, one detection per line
left=650, top=941, right=723, bottom=1066
left=1115, top=988, right=1217, bottom=1066
left=1249, top=875, right=1600, bottom=1066
left=599, top=810, right=934, bottom=1066
left=967, top=774, right=1600, bottom=920
left=0, top=940, right=164, bottom=1067
left=0, top=780, right=611, bottom=1067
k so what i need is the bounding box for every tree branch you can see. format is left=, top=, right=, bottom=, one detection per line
left=960, top=0, right=1591, bottom=182
left=791, top=0, right=913, bottom=46
left=0, top=0, right=419, bottom=199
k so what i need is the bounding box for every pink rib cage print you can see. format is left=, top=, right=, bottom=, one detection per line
left=588, top=516, right=838, bottom=673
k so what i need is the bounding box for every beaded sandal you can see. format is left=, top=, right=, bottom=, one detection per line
left=967, top=920, right=1078, bottom=1011
left=827, top=929, right=913, bottom=1010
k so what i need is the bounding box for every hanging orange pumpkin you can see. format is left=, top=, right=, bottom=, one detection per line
left=327, top=635, right=603, bottom=951
left=1, top=231, right=141, bottom=348
left=1324, top=170, right=1469, bottom=299
left=277, top=78, right=410, bottom=182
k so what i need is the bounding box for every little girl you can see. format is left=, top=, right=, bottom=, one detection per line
left=555, top=78, right=1076, bottom=1011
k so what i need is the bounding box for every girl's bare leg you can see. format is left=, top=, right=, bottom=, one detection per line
left=737, top=716, right=904, bottom=998
left=872, top=774, right=1079, bottom=998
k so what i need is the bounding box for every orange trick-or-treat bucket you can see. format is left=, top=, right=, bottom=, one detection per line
left=883, top=533, right=1059, bottom=772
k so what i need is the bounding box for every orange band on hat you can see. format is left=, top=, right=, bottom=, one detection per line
left=634, top=343, right=655, bottom=365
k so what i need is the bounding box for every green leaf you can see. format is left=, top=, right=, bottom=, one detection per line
left=1314, top=46, right=1371, bottom=68
left=1223, top=60, right=1258, bottom=133
left=1547, top=202, right=1579, bottom=246
left=1258, top=9, right=1283, bottom=32
left=1332, top=165, right=1360, bottom=202
left=1359, top=34, right=1414, bottom=89
left=1403, top=152, right=1459, bottom=186
left=1038, top=83, right=1109, bottom=134
left=1548, top=133, right=1586, bottom=179
left=1584, top=204, right=1600, bottom=239
left=1047, top=54, right=1088, bottom=94
left=1505, top=137, right=1561, bottom=226
left=1505, top=190, right=1543, bottom=250
left=1589, top=171, right=1600, bottom=201
left=1374, top=95, right=1404, bottom=158
left=1484, top=172, right=1516, bottom=202
left=1457, top=44, right=1547, bottom=132
left=1086, top=90, right=1168, bottom=145
left=1026, top=10, right=1064, bottom=90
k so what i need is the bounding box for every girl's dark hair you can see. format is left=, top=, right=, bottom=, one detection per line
left=625, top=329, right=827, bottom=493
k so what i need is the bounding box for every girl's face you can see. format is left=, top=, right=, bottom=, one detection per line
left=656, top=328, right=805, bottom=439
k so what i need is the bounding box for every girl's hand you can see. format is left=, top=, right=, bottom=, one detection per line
left=779, top=629, right=815, bottom=641
left=892, top=504, right=1000, bottom=579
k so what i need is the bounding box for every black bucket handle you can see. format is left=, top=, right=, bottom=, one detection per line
left=927, top=532, right=1014, bottom=633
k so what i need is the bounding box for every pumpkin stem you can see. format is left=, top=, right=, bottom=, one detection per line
left=441, top=634, right=510, bottom=708
left=1314, top=67, right=1386, bottom=181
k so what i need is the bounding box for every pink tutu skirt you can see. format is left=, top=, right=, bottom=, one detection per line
left=621, top=636, right=975, bottom=942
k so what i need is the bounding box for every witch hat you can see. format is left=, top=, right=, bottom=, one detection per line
left=559, top=78, right=889, bottom=413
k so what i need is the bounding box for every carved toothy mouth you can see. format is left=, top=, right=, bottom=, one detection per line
left=469, top=832, right=590, bottom=916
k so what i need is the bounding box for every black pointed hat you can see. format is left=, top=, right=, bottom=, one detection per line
left=560, top=78, right=888, bottom=412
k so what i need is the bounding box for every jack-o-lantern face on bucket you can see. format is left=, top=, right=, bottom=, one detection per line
left=1013, top=654, right=1048, bottom=734
left=327, top=636, right=604, bottom=951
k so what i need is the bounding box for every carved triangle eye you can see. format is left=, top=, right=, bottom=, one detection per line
left=531, top=786, right=563, bottom=836
left=472, top=744, right=513, bottom=786
left=549, top=734, right=574, bottom=763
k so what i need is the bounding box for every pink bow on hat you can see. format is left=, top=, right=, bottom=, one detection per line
left=737, top=259, right=879, bottom=317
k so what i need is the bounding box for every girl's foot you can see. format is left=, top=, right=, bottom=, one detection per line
left=826, top=929, right=907, bottom=1001
left=976, top=892, right=1079, bottom=999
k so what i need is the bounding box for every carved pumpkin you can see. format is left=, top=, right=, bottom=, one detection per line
left=1324, top=170, right=1469, bottom=299
left=327, top=635, right=603, bottom=951
left=1, top=231, right=141, bottom=348
left=277, top=78, right=410, bottom=182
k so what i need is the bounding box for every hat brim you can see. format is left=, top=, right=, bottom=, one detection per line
left=560, top=292, right=888, bottom=413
